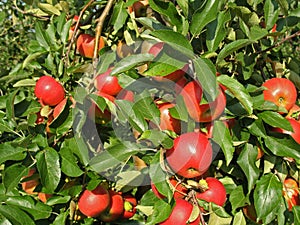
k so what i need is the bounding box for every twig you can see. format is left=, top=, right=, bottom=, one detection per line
left=65, top=0, right=96, bottom=65
left=93, top=0, right=115, bottom=76
left=256, top=30, right=300, bottom=54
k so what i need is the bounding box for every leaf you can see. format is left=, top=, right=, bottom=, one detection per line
left=258, top=111, right=293, bottom=131
left=0, top=205, right=35, bottom=225
left=212, top=121, right=235, bottom=165
left=264, top=136, right=300, bottom=159
left=249, top=26, right=269, bottom=41
left=36, top=147, right=61, bottom=192
left=276, top=0, right=289, bottom=16
left=253, top=173, right=282, bottom=220
left=206, top=10, right=231, bottom=52
left=151, top=30, right=194, bottom=58
left=22, top=52, right=46, bottom=69
left=139, top=130, right=173, bottom=149
left=229, top=185, right=248, bottom=214
left=0, top=143, right=26, bottom=165
left=115, top=171, right=145, bottom=192
left=264, top=0, right=279, bottom=29
left=35, top=22, right=50, bottom=50
left=232, top=211, right=246, bottom=225
left=148, top=0, right=183, bottom=31
left=111, top=1, right=128, bottom=34
left=59, top=147, right=84, bottom=177
left=208, top=211, right=232, bottom=225
left=135, top=17, right=171, bottom=31
left=193, top=57, right=217, bottom=101
left=237, top=144, right=260, bottom=193
left=176, top=0, right=188, bottom=17
left=190, top=0, right=221, bottom=36
left=147, top=199, right=172, bottom=225
left=89, top=141, right=140, bottom=174
left=216, top=39, right=253, bottom=63
left=217, top=75, right=253, bottom=114
left=247, top=118, right=267, bottom=138
left=13, top=79, right=36, bottom=87
left=6, top=196, right=52, bottom=220
left=3, top=164, right=28, bottom=193
left=38, top=3, right=61, bottom=15
left=111, top=53, right=154, bottom=75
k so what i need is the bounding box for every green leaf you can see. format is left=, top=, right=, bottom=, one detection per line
left=22, top=52, right=46, bottom=69
left=229, top=185, right=248, bottom=214
left=3, top=164, right=28, bottom=193
left=149, top=151, right=173, bottom=202
left=0, top=205, right=35, bottom=225
left=190, top=0, right=221, bottom=36
left=176, top=0, right=188, bottom=17
left=89, top=141, right=140, bottom=174
left=35, top=22, right=50, bottom=50
left=111, top=53, right=154, bottom=75
left=38, top=3, right=61, bottom=15
left=208, top=211, right=232, bottom=225
left=51, top=211, right=68, bottom=225
left=148, top=0, right=183, bottom=32
left=147, top=199, right=173, bottom=225
left=232, top=211, right=246, bottom=225
left=293, top=206, right=300, bottom=225
left=0, top=143, right=26, bottom=165
left=36, top=147, right=61, bottom=192
left=249, top=26, right=268, bottom=41
left=206, top=10, right=231, bottom=52
left=264, top=136, right=300, bottom=159
left=258, top=111, right=293, bottom=131
left=111, top=1, right=128, bottom=34
left=135, top=17, right=171, bottom=31
left=217, top=75, right=253, bottom=114
left=6, top=196, right=52, bottom=220
left=115, top=170, right=145, bottom=192
left=264, top=0, right=279, bottom=30
left=212, top=121, right=234, bottom=165
left=247, top=118, right=267, bottom=138
left=216, top=39, right=253, bottom=64
left=151, top=30, right=194, bottom=58
left=253, top=173, right=282, bottom=220
left=276, top=0, right=289, bottom=16
left=237, top=144, right=260, bottom=193
left=59, top=147, right=84, bottom=177
left=139, top=130, right=173, bottom=149
left=193, top=57, right=217, bottom=101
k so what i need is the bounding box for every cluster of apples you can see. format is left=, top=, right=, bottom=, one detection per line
left=77, top=184, right=137, bottom=222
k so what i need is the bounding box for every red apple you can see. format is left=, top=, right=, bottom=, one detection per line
left=94, top=68, right=123, bottom=96
left=122, top=194, right=137, bottom=219
left=78, top=184, right=111, bottom=218
left=159, top=199, right=200, bottom=225
left=153, top=64, right=189, bottom=82
left=148, top=42, right=164, bottom=57
left=76, top=34, right=105, bottom=58
left=99, top=190, right=124, bottom=222
left=151, top=177, right=188, bottom=199
left=272, top=118, right=300, bottom=144
left=166, top=132, right=213, bottom=178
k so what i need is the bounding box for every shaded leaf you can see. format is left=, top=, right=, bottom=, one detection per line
left=258, top=111, right=292, bottom=131
left=0, top=143, right=26, bottom=165
left=3, top=164, right=28, bottom=193
left=60, top=147, right=84, bottom=177
left=0, top=205, right=35, bottom=225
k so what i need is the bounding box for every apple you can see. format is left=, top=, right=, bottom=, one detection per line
left=159, top=198, right=200, bottom=225
left=76, top=34, right=105, bottom=58
left=34, top=76, right=65, bottom=107
left=128, top=0, right=149, bottom=17
left=262, top=78, right=297, bottom=113
left=196, top=177, right=227, bottom=207
left=153, top=64, right=189, bottom=82
left=151, top=177, right=188, bottom=199
left=122, top=194, right=137, bottom=219
left=78, top=184, right=111, bottom=217
left=21, top=168, right=39, bottom=195
left=272, top=117, right=300, bottom=144
left=148, top=42, right=164, bottom=57
left=99, top=190, right=124, bottom=222
left=149, top=102, right=181, bottom=134
left=117, top=89, right=135, bottom=102
left=94, top=68, right=123, bottom=96
left=174, top=76, right=188, bottom=94
left=166, top=132, right=213, bottom=178
left=283, top=178, right=300, bottom=211
left=38, top=192, right=53, bottom=203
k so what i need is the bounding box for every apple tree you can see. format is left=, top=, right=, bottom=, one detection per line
left=0, top=0, right=300, bottom=224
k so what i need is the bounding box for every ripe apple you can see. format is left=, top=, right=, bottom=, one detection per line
left=174, top=76, right=188, bottom=94
left=99, top=190, right=124, bottom=222
left=272, top=117, right=300, bottom=144
left=21, top=168, right=39, bottom=195
left=117, top=89, right=135, bottom=102
left=148, top=42, right=164, bottom=57
left=151, top=177, right=188, bottom=199
left=122, top=194, right=137, bottom=219
left=78, top=184, right=111, bottom=217
left=53, top=97, right=67, bottom=119
left=283, top=178, right=300, bottom=211
left=180, top=81, right=226, bottom=122
left=159, top=198, right=200, bottom=225
left=262, top=78, right=297, bottom=113
left=166, top=132, right=213, bottom=178
left=76, top=34, right=105, bottom=58
left=149, top=102, right=181, bottom=134
left=128, top=0, right=149, bottom=17
left=94, top=68, right=123, bottom=96
left=38, top=192, right=53, bottom=203
left=34, top=76, right=65, bottom=107
left=196, top=177, right=227, bottom=206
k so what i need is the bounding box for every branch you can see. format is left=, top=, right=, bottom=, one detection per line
left=93, top=0, right=115, bottom=76
left=256, top=30, right=300, bottom=54
left=65, top=0, right=96, bottom=65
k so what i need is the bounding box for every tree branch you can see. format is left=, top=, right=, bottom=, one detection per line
left=93, top=0, right=115, bottom=76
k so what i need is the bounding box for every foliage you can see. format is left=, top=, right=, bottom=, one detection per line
left=0, top=0, right=300, bottom=224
